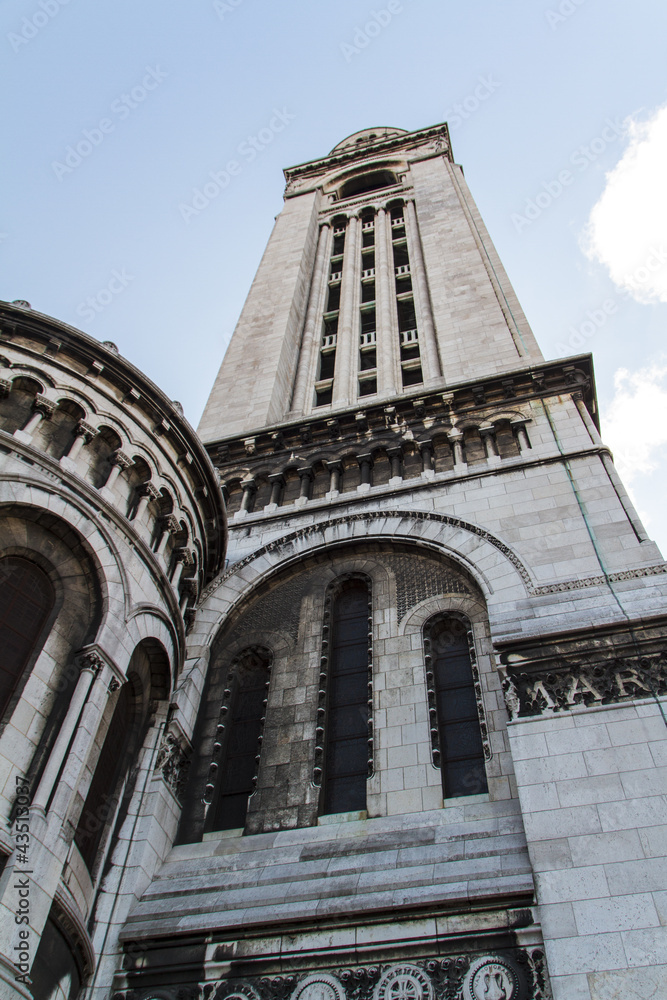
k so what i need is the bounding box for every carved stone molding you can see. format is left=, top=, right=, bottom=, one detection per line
left=155, top=729, right=192, bottom=802
left=116, top=950, right=549, bottom=1000
left=502, top=652, right=667, bottom=719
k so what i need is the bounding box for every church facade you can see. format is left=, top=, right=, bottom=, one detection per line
left=0, top=121, right=666, bottom=1000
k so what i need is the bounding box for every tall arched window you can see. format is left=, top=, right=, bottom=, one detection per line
left=208, top=648, right=271, bottom=832
left=74, top=681, right=134, bottom=873
left=322, top=580, right=371, bottom=815
left=0, top=556, right=55, bottom=721
left=425, top=615, right=488, bottom=799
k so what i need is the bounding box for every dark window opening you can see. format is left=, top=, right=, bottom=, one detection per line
left=210, top=651, right=271, bottom=831
left=362, top=251, right=375, bottom=270
left=333, top=234, right=345, bottom=256
left=359, top=377, right=377, bottom=396
left=361, top=281, right=376, bottom=304
left=315, top=385, right=333, bottom=407
left=396, top=276, right=413, bottom=295
left=398, top=299, right=417, bottom=331
left=319, top=350, right=336, bottom=381
left=362, top=229, right=375, bottom=249
left=0, top=557, right=55, bottom=722
left=393, top=244, right=410, bottom=269
left=326, top=284, right=341, bottom=312
left=430, top=617, right=488, bottom=798
left=339, top=170, right=397, bottom=199
left=323, top=582, right=370, bottom=814
left=390, top=204, right=404, bottom=221
left=330, top=257, right=343, bottom=277
left=400, top=342, right=420, bottom=362
left=75, top=682, right=133, bottom=872
left=360, top=347, right=377, bottom=371
left=360, top=308, right=376, bottom=334
left=402, top=365, right=423, bottom=387
left=323, top=316, right=339, bottom=339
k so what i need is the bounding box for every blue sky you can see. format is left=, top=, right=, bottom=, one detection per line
left=2, top=0, right=667, bottom=552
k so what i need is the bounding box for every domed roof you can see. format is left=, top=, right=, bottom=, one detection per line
left=330, top=127, right=407, bottom=154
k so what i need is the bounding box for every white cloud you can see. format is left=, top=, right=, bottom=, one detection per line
left=602, top=363, right=667, bottom=483
left=582, top=104, right=667, bottom=303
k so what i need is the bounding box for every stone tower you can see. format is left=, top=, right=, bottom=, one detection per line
left=119, top=123, right=667, bottom=1000
left=1, top=121, right=665, bottom=1000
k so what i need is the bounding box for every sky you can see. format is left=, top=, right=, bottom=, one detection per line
left=2, top=0, right=667, bottom=554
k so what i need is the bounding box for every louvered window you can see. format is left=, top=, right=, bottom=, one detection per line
left=430, top=617, right=488, bottom=798
left=323, top=582, right=370, bottom=814
left=211, top=650, right=270, bottom=830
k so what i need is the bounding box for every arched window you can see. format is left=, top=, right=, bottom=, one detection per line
left=74, top=681, right=134, bottom=872
left=0, top=556, right=55, bottom=721
left=322, top=580, right=371, bottom=815
left=208, top=648, right=271, bottom=832
left=425, top=615, right=488, bottom=799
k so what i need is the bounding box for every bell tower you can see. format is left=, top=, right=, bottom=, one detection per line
left=197, top=123, right=542, bottom=442
left=117, top=123, right=667, bottom=1000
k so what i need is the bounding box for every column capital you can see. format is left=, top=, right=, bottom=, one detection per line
left=268, top=472, right=286, bottom=485
left=138, top=481, right=161, bottom=501
left=33, top=393, right=58, bottom=419
left=112, top=448, right=133, bottom=470
left=324, top=459, right=343, bottom=472
left=173, top=546, right=194, bottom=566
left=161, top=514, right=181, bottom=535
left=74, top=419, right=98, bottom=442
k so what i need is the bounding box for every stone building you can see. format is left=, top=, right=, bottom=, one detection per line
left=1, top=120, right=666, bottom=1000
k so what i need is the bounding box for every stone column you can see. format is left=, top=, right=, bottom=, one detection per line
left=404, top=200, right=442, bottom=384
left=235, top=479, right=256, bottom=517
left=480, top=424, right=501, bottom=465
left=31, top=650, right=105, bottom=814
left=291, top=223, right=331, bottom=415
left=102, top=449, right=132, bottom=491
left=511, top=417, right=531, bottom=452
left=63, top=420, right=98, bottom=461
left=357, top=453, right=373, bottom=492
left=448, top=428, right=466, bottom=468
left=133, top=482, right=160, bottom=522
left=267, top=473, right=285, bottom=509
left=325, top=459, right=343, bottom=496
left=333, top=214, right=360, bottom=408
left=375, top=207, right=398, bottom=395
left=155, top=514, right=180, bottom=556
left=171, top=548, right=192, bottom=591
left=388, top=446, right=403, bottom=484
left=17, top=393, right=57, bottom=436
left=179, top=578, right=197, bottom=615
left=419, top=439, right=435, bottom=477
left=295, top=466, right=313, bottom=506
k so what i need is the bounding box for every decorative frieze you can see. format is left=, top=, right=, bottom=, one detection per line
left=113, top=950, right=550, bottom=1000
left=502, top=652, right=667, bottom=719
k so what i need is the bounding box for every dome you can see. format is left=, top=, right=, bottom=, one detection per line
left=330, top=127, right=407, bottom=154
